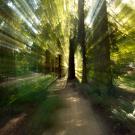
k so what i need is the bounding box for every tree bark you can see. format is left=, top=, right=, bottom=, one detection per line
left=92, top=0, right=112, bottom=95
left=68, top=38, right=76, bottom=80
left=58, top=54, right=62, bottom=78
left=78, top=0, right=87, bottom=83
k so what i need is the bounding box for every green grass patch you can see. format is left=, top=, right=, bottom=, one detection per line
left=2, top=75, right=55, bottom=104
left=27, top=95, right=63, bottom=134
left=0, top=74, right=64, bottom=133
left=0, top=75, right=56, bottom=115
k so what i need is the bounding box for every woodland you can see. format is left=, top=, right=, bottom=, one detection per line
left=0, top=0, right=135, bottom=135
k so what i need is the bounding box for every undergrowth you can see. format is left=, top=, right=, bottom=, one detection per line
left=0, top=75, right=63, bottom=132
left=79, top=83, right=135, bottom=135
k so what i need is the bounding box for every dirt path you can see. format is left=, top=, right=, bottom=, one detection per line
left=43, top=82, right=112, bottom=135
left=0, top=79, right=112, bottom=135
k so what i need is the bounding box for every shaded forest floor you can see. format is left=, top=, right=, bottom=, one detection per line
left=0, top=77, right=135, bottom=135
left=44, top=82, right=112, bottom=135
left=0, top=78, right=112, bottom=135
left=0, top=74, right=60, bottom=135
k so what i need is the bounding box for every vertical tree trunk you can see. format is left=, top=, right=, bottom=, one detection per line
left=78, top=0, right=87, bottom=83
left=45, top=50, right=51, bottom=73
left=12, top=50, right=16, bottom=77
left=68, top=38, right=75, bottom=80
left=58, top=54, right=62, bottom=78
left=92, top=0, right=112, bottom=95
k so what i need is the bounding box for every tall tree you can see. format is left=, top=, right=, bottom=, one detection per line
left=92, top=0, right=112, bottom=95
left=78, top=0, right=87, bottom=83
left=58, top=54, right=62, bottom=78
left=68, top=37, right=76, bottom=80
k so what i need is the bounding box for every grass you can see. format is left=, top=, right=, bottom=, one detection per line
left=0, top=75, right=55, bottom=107
left=27, top=96, right=63, bottom=134
left=0, top=74, right=63, bottom=134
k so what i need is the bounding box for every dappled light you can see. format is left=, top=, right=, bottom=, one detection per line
left=0, top=0, right=135, bottom=135
left=66, top=96, right=80, bottom=103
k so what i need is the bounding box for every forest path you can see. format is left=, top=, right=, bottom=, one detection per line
left=44, top=81, right=112, bottom=135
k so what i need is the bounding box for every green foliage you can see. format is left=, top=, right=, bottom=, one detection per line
left=79, top=83, right=112, bottom=109
left=90, top=92, right=112, bottom=109
left=116, top=72, right=135, bottom=88
left=110, top=97, right=135, bottom=134
left=118, top=98, right=134, bottom=113
left=0, top=75, right=56, bottom=107
left=0, top=0, right=73, bottom=78
left=28, top=95, right=63, bottom=133
left=0, top=74, right=64, bottom=133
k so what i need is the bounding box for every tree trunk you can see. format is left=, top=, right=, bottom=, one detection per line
left=58, top=54, right=62, bottom=78
left=92, top=0, right=112, bottom=96
left=78, top=0, right=87, bottom=83
left=68, top=38, right=75, bottom=80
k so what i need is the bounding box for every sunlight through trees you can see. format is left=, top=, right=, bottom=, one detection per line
left=0, top=0, right=135, bottom=134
